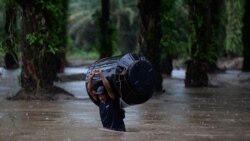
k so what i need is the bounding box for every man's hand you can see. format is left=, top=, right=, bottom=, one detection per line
left=89, top=70, right=96, bottom=78
left=94, top=69, right=103, bottom=75
left=87, top=69, right=97, bottom=101
left=120, top=69, right=127, bottom=75
left=93, top=69, right=104, bottom=79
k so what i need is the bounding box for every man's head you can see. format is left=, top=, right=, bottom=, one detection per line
left=95, top=85, right=108, bottom=103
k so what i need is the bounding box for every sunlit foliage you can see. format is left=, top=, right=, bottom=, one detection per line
left=224, top=0, right=244, bottom=56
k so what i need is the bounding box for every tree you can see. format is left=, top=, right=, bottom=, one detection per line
left=208, top=0, right=225, bottom=72
left=9, top=0, right=73, bottom=100
left=56, top=0, right=69, bottom=72
left=185, top=0, right=210, bottom=87
left=116, top=8, right=138, bottom=54
left=160, top=0, right=175, bottom=76
left=99, top=0, right=113, bottom=58
left=242, top=0, right=250, bottom=71
left=138, top=0, right=163, bottom=92
left=3, top=0, right=19, bottom=69
left=225, top=0, right=244, bottom=57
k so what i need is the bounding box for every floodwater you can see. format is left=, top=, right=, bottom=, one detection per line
left=0, top=67, right=250, bottom=141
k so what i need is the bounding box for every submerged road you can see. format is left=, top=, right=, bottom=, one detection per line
left=0, top=67, right=250, bottom=141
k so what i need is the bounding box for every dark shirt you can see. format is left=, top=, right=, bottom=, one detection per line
left=98, top=99, right=126, bottom=131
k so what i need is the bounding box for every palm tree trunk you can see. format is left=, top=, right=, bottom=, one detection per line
left=242, top=0, right=250, bottom=72
left=7, top=0, right=74, bottom=100
left=138, top=0, right=163, bottom=92
left=19, top=3, right=56, bottom=91
left=99, top=0, right=113, bottom=58
left=185, top=0, right=210, bottom=87
left=4, top=2, right=19, bottom=69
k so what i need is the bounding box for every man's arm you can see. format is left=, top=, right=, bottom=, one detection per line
left=96, top=70, right=115, bottom=100
left=87, top=70, right=98, bottom=101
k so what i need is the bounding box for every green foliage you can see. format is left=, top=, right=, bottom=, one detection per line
left=90, top=9, right=118, bottom=56
left=0, top=0, right=64, bottom=57
left=2, top=0, right=16, bottom=6
left=0, top=3, right=3, bottom=42
left=1, top=0, right=244, bottom=62
left=161, top=0, right=190, bottom=57
left=0, top=0, right=17, bottom=54
left=224, top=0, right=244, bottom=56
left=0, top=37, right=19, bottom=53
left=26, top=33, right=39, bottom=45
left=48, top=44, right=59, bottom=54
left=161, top=0, right=244, bottom=61
left=67, top=47, right=98, bottom=60
left=67, top=0, right=138, bottom=54
left=0, top=1, right=5, bottom=40
left=23, top=0, right=67, bottom=56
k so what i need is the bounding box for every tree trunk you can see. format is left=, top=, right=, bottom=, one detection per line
left=57, top=0, right=68, bottom=72
left=41, top=0, right=69, bottom=73
left=161, top=55, right=173, bottom=76
left=208, top=0, right=224, bottom=73
left=242, top=0, right=250, bottom=72
left=185, top=0, right=210, bottom=87
left=99, top=0, right=113, bottom=58
left=138, top=0, right=163, bottom=92
left=9, top=1, right=73, bottom=100
left=20, top=3, right=56, bottom=90
left=185, top=60, right=208, bottom=87
left=4, top=3, right=19, bottom=69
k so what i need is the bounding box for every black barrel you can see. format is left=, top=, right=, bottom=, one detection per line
left=85, top=53, right=154, bottom=107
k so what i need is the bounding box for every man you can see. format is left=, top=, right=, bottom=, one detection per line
left=87, top=69, right=126, bottom=131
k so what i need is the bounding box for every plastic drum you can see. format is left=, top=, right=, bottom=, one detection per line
left=85, top=53, right=154, bottom=107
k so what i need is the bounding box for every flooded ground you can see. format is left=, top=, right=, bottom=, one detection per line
left=0, top=67, right=250, bottom=141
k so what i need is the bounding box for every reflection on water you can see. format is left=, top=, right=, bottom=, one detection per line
left=172, top=69, right=185, bottom=79
left=63, top=67, right=88, bottom=75
left=0, top=112, right=5, bottom=119
left=0, top=67, right=20, bottom=78
left=0, top=68, right=20, bottom=99
left=55, top=81, right=88, bottom=99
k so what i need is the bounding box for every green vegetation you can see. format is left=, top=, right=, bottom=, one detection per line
left=66, top=49, right=99, bottom=60
left=224, top=0, right=244, bottom=56
left=0, top=1, right=4, bottom=39
left=161, top=0, right=189, bottom=57
left=0, top=0, right=247, bottom=61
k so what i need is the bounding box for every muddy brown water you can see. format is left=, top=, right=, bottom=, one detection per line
left=0, top=67, right=250, bottom=141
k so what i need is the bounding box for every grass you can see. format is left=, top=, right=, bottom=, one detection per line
left=66, top=49, right=99, bottom=60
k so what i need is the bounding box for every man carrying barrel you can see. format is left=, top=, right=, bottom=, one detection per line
left=87, top=69, right=126, bottom=132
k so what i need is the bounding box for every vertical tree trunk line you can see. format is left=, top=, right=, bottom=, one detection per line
left=99, top=0, right=113, bottom=58
left=4, top=0, right=74, bottom=100
left=138, top=0, right=163, bottom=92
left=242, top=0, right=250, bottom=72
left=185, top=0, right=210, bottom=87
left=19, top=3, right=52, bottom=91
left=15, top=1, right=65, bottom=95
left=3, top=0, right=75, bottom=100
left=208, top=0, right=224, bottom=72
left=4, top=2, right=19, bottom=69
